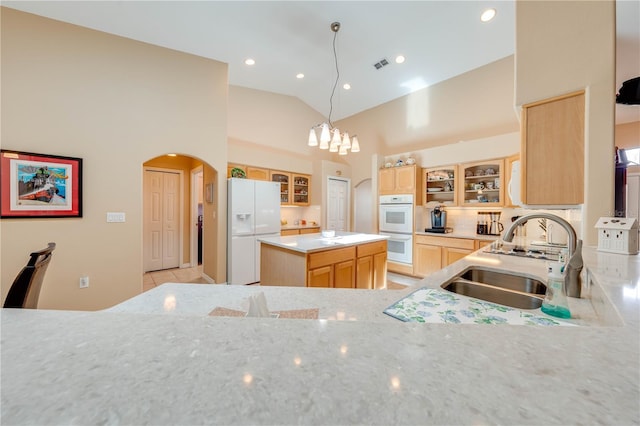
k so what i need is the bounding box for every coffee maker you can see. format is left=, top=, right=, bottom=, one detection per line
left=477, top=211, right=504, bottom=236
left=426, top=205, right=452, bottom=233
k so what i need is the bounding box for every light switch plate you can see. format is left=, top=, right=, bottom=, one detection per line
left=106, top=212, right=126, bottom=223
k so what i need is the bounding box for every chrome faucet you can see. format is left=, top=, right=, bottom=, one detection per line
left=502, top=213, right=583, bottom=298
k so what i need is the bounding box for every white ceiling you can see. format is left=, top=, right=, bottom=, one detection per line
left=4, top=1, right=639, bottom=124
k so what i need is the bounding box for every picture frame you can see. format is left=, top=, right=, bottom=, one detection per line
left=0, top=150, right=83, bottom=218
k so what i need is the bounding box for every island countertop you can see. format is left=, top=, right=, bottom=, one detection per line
left=2, top=246, right=638, bottom=425
left=258, top=231, right=388, bottom=254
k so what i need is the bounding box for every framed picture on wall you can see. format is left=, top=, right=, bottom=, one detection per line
left=0, top=150, right=83, bottom=218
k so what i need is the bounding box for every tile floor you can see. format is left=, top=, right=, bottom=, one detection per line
left=143, top=266, right=422, bottom=292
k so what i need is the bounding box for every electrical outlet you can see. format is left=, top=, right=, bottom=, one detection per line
left=79, top=276, right=89, bottom=288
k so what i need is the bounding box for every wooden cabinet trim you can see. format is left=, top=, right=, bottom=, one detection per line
left=308, top=247, right=356, bottom=269
left=415, top=235, right=475, bottom=250
left=357, top=241, right=387, bottom=257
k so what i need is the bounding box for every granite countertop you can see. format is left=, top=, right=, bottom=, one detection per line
left=2, top=247, right=638, bottom=425
left=258, top=231, right=388, bottom=254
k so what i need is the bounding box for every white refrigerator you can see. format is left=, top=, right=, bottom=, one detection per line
left=227, top=178, right=281, bottom=285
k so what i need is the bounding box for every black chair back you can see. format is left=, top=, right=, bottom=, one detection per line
left=4, top=242, right=56, bottom=309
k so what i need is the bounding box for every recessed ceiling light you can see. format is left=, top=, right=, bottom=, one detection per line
left=343, top=83, right=351, bottom=90
left=244, top=58, right=255, bottom=66
left=395, top=55, right=406, bottom=64
left=296, top=73, right=304, bottom=79
left=481, top=8, right=496, bottom=22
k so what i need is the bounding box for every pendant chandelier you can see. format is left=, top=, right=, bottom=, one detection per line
left=308, top=22, right=360, bottom=155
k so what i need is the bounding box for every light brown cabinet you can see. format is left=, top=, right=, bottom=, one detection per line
left=307, top=247, right=356, bottom=289
left=414, top=235, right=476, bottom=278
left=261, top=240, right=387, bottom=289
left=521, top=91, right=585, bottom=205
left=459, top=159, right=505, bottom=207
left=227, top=164, right=312, bottom=206
left=246, top=167, right=269, bottom=181
left=270, top=171, right=291, bottom=204
left=379, top=165, right=420, bottom=198
left=355, top=241, right=387, bottom=289
left=292, top=174, right=311, bottom=206
left=281, top=227, right=320, bottom=236
left=423, top=166, right=458, bottom=206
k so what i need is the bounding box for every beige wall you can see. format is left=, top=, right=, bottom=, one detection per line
left=336, top=55, right=519, bottom=188
left=1, top=8, right=228, bottom=310
left=514, top=0, right=616, bottom=244
left=227, top=86, right=348, bottom=206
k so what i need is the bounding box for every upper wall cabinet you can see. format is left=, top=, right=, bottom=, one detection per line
left=423, top=166, right=458, bottom=206
left=270, top=171, right=291, bottom=204
left=458, top=159, right=505, bottom=207
left=379, top=165, right=421, bottom=201
left=292, top=174, right=311, bottom=206
left=521, top=91, right=585, bottom=205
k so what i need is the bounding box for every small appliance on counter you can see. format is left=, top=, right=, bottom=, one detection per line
left=425, top=205, right=452, bottom=234
left=477, top=211, right=503, bottom=236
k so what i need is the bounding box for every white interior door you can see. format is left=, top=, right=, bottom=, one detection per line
left=144, top=169, right=181, bottom=272
left=327, top=177, right=349, bottom=231
left=627, top=174, right=639, bottom=220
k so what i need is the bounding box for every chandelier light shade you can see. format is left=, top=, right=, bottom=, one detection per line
left=308, top=22, right=360, bottom=156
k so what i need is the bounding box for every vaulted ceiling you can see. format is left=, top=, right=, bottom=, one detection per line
left=4, top=1, right=639, bottom=124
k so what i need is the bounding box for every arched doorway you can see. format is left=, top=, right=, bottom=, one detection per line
left=142, top=154, right=218, bottom=282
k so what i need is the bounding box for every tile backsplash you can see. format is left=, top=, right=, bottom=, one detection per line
left=281, top=205, right=321, bottom=226
left=417, top=205, right=582, bottom=242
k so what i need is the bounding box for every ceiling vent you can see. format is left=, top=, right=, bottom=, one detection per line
left=373, top=59, right=389, bottom=70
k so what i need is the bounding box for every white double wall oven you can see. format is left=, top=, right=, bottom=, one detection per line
left=379, top=194, right=414, bottom=264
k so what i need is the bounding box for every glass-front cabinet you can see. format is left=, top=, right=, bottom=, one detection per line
left=292, top=174, right=310, bottom=206
left=423, top=166, right=457, bottom=206
left=270, top=171, right=291, bottom=204
left=458, top=159, right=505, bottom=207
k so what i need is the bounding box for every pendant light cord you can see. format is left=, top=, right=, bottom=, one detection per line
left=328, top=26, right=339, bottom=129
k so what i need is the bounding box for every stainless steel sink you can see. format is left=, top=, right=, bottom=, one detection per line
left=441, top=267, right=546, bottom=310
left=457, top=268, right=547, bottom=295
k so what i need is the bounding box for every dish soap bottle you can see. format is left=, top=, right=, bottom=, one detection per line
left=541, top=262, right=571, bottom=319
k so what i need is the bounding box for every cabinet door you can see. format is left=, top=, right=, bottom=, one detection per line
left=373, top=251, right=387, bottom=290
left=308, top=266, right=332, bottom=288
left=270, top=171, right=291, bottom=204
left=292, top=174, right=311, bottom=206
left=379, top=168, right=396, bottom=195
left=394, top=166, right=416, bottom=193
left=356, top=255, right=373, bottom=289
left=424, top=166, right=457, bottom=206
left=459, top=159, right=505, bottom=207
left=246, top=167, right=269, bottom=181
left=334, top=260, right=355, bottom=289
left=521, top=91, right=584, bottom=205
left=475, top=240, right=494, bottom=250
left=443, top=247, right=473, bottom=266
left=414, top=244, right=442, bottom=277
left=281, top=229, right=299, bottom=236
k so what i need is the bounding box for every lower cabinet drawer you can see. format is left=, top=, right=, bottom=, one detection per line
left=308, top=247, right=356, bottom=269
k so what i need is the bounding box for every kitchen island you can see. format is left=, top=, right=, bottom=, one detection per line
left=258, top=231, right=388, bottom=289
left=2, top=246, right=639, bottom=425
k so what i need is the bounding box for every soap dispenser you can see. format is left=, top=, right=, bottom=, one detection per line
left=541, top=262, right=571, bottom=319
